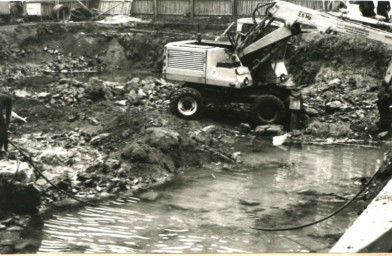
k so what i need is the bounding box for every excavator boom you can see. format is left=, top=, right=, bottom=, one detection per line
left=238, top=1, right=392, bottom=58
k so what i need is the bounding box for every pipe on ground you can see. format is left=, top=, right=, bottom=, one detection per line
left=52, top=5, right=71, bottom=21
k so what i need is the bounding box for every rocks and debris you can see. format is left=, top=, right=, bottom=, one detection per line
left=90, top=133, right=110, bottom=146
left=41, top=46, right=102, bottom=74
left=0, top=161, right=35, bottom=183
left=255, top=125, right=284, bottom=136
left=378, top=131, right=389, bottom=139
left=14, top=76, right=176, bottom=111
left=0, top=73, right=238, bottom=212
left=139, top=191, right=160, bottom=201
left=273, top=133, right=289, bottom=146
left=0, top=214, right=39, bottom=254
left=11, top=112, right=27, bottom=123
left=239, top=198, right=261, bottom=206
left=0, top=22, right=190, bottom=83
left=13, top=90, right=32, bottom=99
left=288, top=33, right=392, bottom=139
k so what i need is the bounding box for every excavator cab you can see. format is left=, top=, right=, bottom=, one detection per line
left=234, top=17, right=292, bottom=85
left=235, top=18, right=283, bottom=43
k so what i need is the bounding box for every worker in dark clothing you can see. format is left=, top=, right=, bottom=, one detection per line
left=0, top=93, right=12, bottom=152
left=377, top=77, right=392, bottom=130
left=359, top=1, right=376, bottom=17
left=377, top=1, right=391, bottom=21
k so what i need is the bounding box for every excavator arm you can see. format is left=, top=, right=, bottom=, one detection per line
left=238, top=0, right=392, bottom=58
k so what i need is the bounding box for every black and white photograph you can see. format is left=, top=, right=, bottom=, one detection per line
left=0, top=0, right=392, bottom=253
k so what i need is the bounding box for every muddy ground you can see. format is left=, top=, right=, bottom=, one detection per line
left=0, top=20, right=392, bottom=253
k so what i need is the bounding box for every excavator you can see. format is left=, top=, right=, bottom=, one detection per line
left=163, top=0, right=392, bottom=128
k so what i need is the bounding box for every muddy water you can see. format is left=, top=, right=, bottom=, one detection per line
left=37, top=143, right=385, bottom=253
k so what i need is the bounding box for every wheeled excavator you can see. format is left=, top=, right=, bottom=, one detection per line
left=163, top=1, right=392, bottom=127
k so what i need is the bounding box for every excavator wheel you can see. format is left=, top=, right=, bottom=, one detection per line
left=170, top=87, right=204, bottom=120
left=251, top=95, right=286, bottom=125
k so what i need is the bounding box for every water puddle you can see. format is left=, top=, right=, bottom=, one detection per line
left=37, top=143, right=385, bottom=253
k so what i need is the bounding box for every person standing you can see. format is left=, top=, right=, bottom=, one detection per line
left=377, top=1, right=391, bottom=21
left=359, top=0, right=376, bottom=17
left=0, top=93, right=12, bottom=152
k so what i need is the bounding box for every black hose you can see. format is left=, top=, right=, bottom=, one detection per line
left=8, top=140, right=108, bottom=208
left=253, top=166, right=381, bottom=231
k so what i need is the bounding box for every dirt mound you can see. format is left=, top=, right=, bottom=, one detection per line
left=0, top=23, right=191, bottom=82
left=286, top=34, right=392, bottom=139
left=4, top=74, right=237, bottom=205
left=118, top=34, right=183, bottom=70
left=288, top=34, right=392, bottom=86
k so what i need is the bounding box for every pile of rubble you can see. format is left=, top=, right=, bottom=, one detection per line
left=41, top=46, right=103, bottom=74
left=0, top=32, right=31, bottom=61
left=125, top=77, right=173, bottom=108
left=13, top=76, right=175, bottom=111
left=0, top=48, right=103, bottom=82
left=300, top=76, right=380, bottom=138
left=6, top=74, right=238, bottom=200
left=287, top=34, right=392, bottom=140
left=0, top=214, right=39, bottom=254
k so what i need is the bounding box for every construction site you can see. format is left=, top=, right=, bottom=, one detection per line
left=1, top=0, right=392, bottom=253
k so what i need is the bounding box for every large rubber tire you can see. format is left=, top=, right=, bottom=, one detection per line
left=170, top=87, right=204, bottom=120
left=251, top=95, right=286, bottom=125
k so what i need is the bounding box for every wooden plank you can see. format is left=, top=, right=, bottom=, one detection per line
left=61, top=1, right=88, bottom=9
left=194, top=0, right=232, bottom=16
left=232, top=0, right=237, bottom=20
left=99, top=0, right=133, bottom=15
left=131, top=0, right=154, bottom=15
left=153, top=0, right=158, bottom=16
left=237, top=0, right=271, bottom=17
left=158, top=0, right=189, bottom=15
left=0, top=2, right=10, bottom=15
left=43, top=2, right=55, bottom=17
left=190, top=0, right=194, bottom=18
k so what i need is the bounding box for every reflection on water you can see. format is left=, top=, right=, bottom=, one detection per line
left=38, top=143, right=385, bottom=253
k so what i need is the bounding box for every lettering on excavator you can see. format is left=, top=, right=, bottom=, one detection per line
left=298, top=11, right=312, bottom=20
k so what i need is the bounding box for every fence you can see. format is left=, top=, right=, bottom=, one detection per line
left=99, top=0, right=324, bottom=18
left=98, top=0, right=326, bottom=17
left=98, top=0, right=134, bottom=15
left=21, top=0, right=326, bottom=18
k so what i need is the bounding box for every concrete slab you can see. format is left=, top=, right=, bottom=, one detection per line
left=330, top=178, right=392, bottom=252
